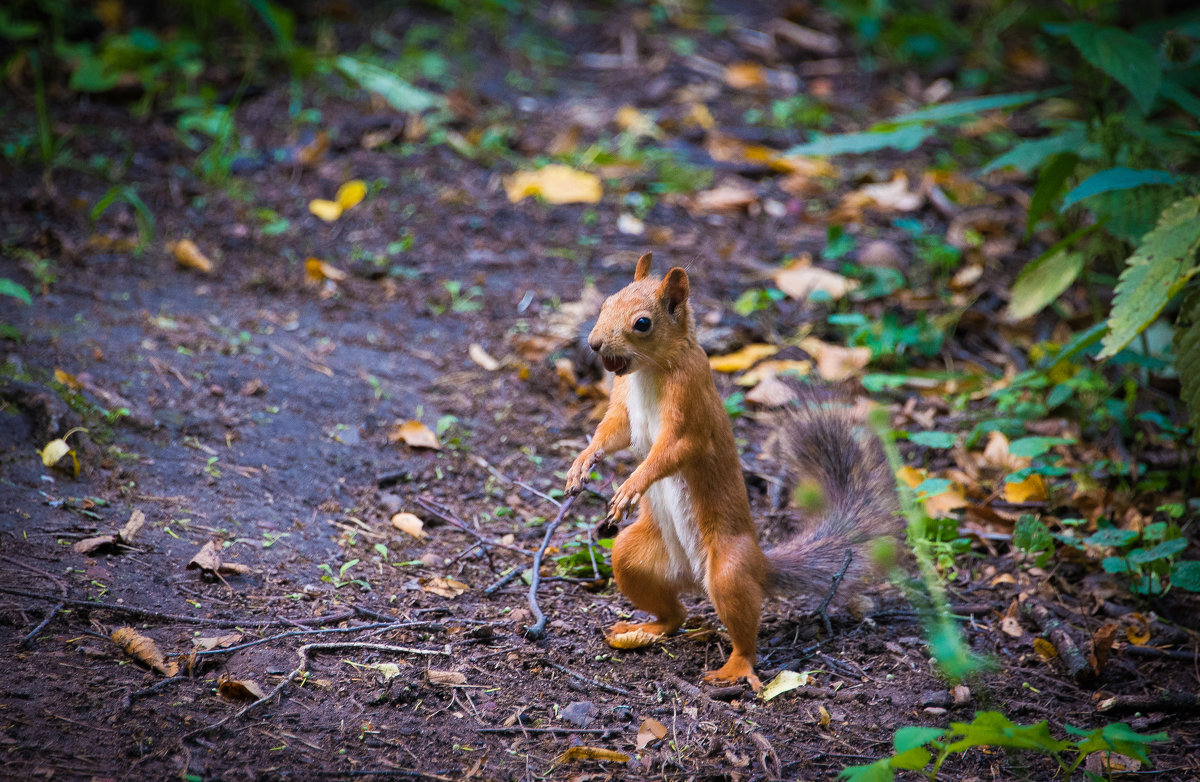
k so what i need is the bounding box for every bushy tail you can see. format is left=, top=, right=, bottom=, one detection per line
left=765, top=396, right=901, bottom=599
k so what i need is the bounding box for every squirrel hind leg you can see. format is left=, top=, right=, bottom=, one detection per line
left=609, top=516, right=687, bottom=638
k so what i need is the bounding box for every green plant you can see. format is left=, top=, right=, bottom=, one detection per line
left=841, top=711, right=1167, bottom=781
left=317, top=559, right=369, bottom=591
left=90, top=185, right=155, bottom=250
left=829, top=311, right=946, bottom=366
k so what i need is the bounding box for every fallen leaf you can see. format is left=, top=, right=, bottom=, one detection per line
left=799, top=337, right=872, bottom=381
left=950, top=685, right=971, bottom=705
left=614, top=105, right=658, bottom=138
left=187, top=540, right=252, bottom=576
left=426, top=669, right=468, bottom=686
left=636, top=717, right=668, bottom=749
left=735, top=359, right=811, bottom=387
left=387, top=420, right=441, bottom=450
left=1033, top=637, right=1058, bottom=661
left=709, top=344, right=779, bottom=373
left=999, top=601, right=1024, bottom=638
left=305, top=257, right=348, bottom=283
left=351, top=661, right=403, bottom=681
left=1004, top=474, right=1048, bottom=503
left=723, top=61, right=767, bottom=90
left=553, top=747, right=630, bottom=765
left=840, top=172, right=924, bottom=215
left=468, top=343, right=500, bottom=371
left=606, top=628, right=663, bottom=649
left=170, top=239, right=214, bottom=273
left=1125, top=613, right=1151, bottom=646
left=336, top=180, right=367, bottom=210
left=1088, top=622, right=1117, bottom=674
left=39, top=428, right=84, bottom=477
left=950, top=263, right=984, bottom=290
left=308, top=198, right=343, bottom=222
left=193, top=633, right=244, bottom=651
left=218, top=675, right=266, bottom=702
left=53, top=369, right=81, bottom=390
left=817, top=704, right=832, bottom=727
left=690, top=183, right=758, bottom=214
left=390, top=512, right=428, bottom=540
left=617, top=213, right=645, bottom=235
left=73, top=535, right=117, bottom=555
left=420, top=576, right=468, bottom=598
left=120, top=509, right=146, bottom=543
left=760, top=670, right=814, bottom=701
left=504, top=165, right=602, bottom=205
left=745, top=372, right=796, bottom=408
left=1085, top=751, right=1142, bottom=775
left=897, top=465, right=968, bottom=516
left=774, top=261, right=858, bottom=302
left=982, top=431, right=1028, bottom=472
left=111, top=627, right=178, bottom=676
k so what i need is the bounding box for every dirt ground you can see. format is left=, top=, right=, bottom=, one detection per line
left=2, top=3, right=1199, bottom=780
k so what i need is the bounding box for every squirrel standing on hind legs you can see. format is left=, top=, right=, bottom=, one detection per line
left=564, top=252, right=901, bottom=691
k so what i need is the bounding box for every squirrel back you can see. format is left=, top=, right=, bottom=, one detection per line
left=765, top=395, right=901, bottom=599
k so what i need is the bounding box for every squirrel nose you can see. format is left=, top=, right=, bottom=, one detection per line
left=588, top=336, right=602, bottom=353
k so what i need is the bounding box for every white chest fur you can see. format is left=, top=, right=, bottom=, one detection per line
left=625, top=372, right=707, bottom=585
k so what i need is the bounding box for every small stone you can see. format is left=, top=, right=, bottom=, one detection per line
left=858, top=239, right=904, bottom=268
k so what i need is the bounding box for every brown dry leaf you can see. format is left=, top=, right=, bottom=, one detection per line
left=606, top=628, right=663, bottom=649
left=420, top=576, right=468, bottom=598
left=774, top=260, right=858, bottom=302
left=709, top=344, right=779, bottom=373
left=73, top=535, right=117, bottom=554
left=1004, top=474, right=1048, bottom=503
left=950, top=263, right=984, bottom=291
left=817, top=704, right=832, bottom=727
left=745, top=372, right=796, bottom=408
left=170, top=239, right=214, bottom=273
left=982, top=431, right=1028, bottom=472
left=999, top=600, right=1024, bottom=638
left=305, top=257, right=348, bottom=283
left=897, top=465, right=968, bottom=516
left=193, top=632, right=244, bottom=651
left=426, top=669, right=468, bottom=686
left=111, top=627, right=178, bottom=676
left=1032, top=637, right=1058, bottom=661
left=839, top=172, right=924, bottom=218
left=723, top=61, right=767, bottom=90
left=636, top=717, right=668, bottom=750
left=388, top=420, right=441, bottom=450
left=390, top=512, right=428, bottom=540
left=1088, top=622, right=1118, bottom=674
left=120, top=509, right=146, bottom=543
left=799, top=337, right=872, bottom=382
left=950, top=685, right=971, bottom=705
left=218, top=675, right=266, bottom=702
left=553, top=747, right=631, bottom=765
left=690, top=183, right=758, bottom=214
left=187, top=540, right=252, bottom=576
left=1085, top=752, right=1141, bottom=775
left=736, top=359, right=811, bottom=387
left=504, top=165, right=602, bottom=205
left=468, top=343, right=500, bottom=371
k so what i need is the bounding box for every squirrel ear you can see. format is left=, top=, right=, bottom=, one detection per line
left=634, top=252, right=653, bottom=281
left=658, top=267, right=689, bottom=316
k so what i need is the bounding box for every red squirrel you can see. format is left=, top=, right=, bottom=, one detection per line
left=564, top=253, right=899, bottom=690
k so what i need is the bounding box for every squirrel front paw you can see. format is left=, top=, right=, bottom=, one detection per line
left=564, top=448, right=604, bottom=495
left=608, top=480, right=642, bottom=520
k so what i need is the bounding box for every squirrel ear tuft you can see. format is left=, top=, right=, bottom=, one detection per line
left=659, top=267, right=689, bottom=315
left=634, top=252, right=653, bottom=281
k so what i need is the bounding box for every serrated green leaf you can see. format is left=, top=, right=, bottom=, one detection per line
left=1063, top=23, right=1161, bottom=113
left=1061, top=168, right=1178, bottom=211
left=1170, top=560, right=1200, bottom=591
left=907, top=431, right=957, bottom=448
left=335, top=55, right=444, bottom=113
left=786, top=125, right=934, bottom=157
left=0, top=278, right=32, bottom=305
left=1099, top=196, right=1200, bottom=359
left=983, top=126, right=1092, bottom=173
left=1005, top=249, right=1084, bottom=321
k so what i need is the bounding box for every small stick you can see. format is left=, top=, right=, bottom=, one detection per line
left=21, top=601, right=64, bottom=647
left=1124, top=645, right=1199, bottom=662
left=524, top=494, right=578, bottom=640
left=1096, top=691, right=1200, bottom=715
left=415, top=497, right=533, bottom=556
left=812, top=550, right=853, bottom=637
left=1021, top=601, right=1094, bottom=685
left=544, top=661, right=633, bottom=697
left=484, top=568, right=521, bottom=595
left=475, top=726, right=619, bottom=735
left=192, top=621, right=444, bottom=657
left=123, top=675, right=187, bottom=709
left=0, top=555, right=69, bottom=595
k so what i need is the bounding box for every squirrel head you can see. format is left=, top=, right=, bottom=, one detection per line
left=588, top=252, right=693, bottom=376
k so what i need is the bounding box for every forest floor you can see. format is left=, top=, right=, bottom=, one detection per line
left=1, top=2, right=1198, bottom=780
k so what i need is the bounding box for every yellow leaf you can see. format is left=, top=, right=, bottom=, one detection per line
left=111, top=626, right=178, bottom=676
left=686, top=102, right=715, bottom=130
left=54, top=369, right=81, bottom=390
left=1032, top=637, right=1058, bottom=661
left=1004, top=474, right=1048, bottom=503
left=387, top=420, right=441, bottom=450
left=709, top=343, right=779, bottom=373
left=170, top=238, right=214, bottom=273
left=553, top=746, right=631, bottom=765
left=897, top=466, right=924, bottom=488
left=39, top=438, right=73, bottom=469
left=336, top=180, right=367, bottom=210
left=309, top=198, right=343, bottom=222
left=605, top=628, right=663, bottom=649
left=760, top=669, right=814, bottom=701
left=504, top=165, right=602, bottom=205
left=1125, top=614, right=1151, bottom=646
left=724, top=61, right=767, bottom=89
left=468, top=343, right=500, bottom=371
left=898, top=465, right=967, bottom=516
left=799, top=337, right=872, bottom=381
left=305, top=257, right=348, bottom=283
left=390, top=512, right=428, bottom=540
left=817, top=704, right=832, bottom=727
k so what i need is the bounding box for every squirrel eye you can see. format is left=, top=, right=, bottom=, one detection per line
left=633, top=317, right=652, bottom=333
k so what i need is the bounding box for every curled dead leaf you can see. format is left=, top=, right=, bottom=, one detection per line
left=1088, top=622, right=1117, bottom=675
left=218, top=675, right=267, bottom=702
left=111, top=626, right=178, bottom=676
left=605, top=628, right=663, bottom=649
left=709, top=344, right=779, bottom=373
left=193, top=633, right=244, bottom=651
left=637, top=717, right=668, bottom=750
left=1032, top=637, right=1058, bottom=661
left=390, top=512, right=428, bottom=540
left=170, top=239, right=214, bottom=273
left=799, top=337, right=871, bottom=382
left=187, top=540, right=252, bottom=577
left=426, top=669, right=468, bottom=686
left=468, top=343, right=500, bottom=371
left=387, top=420, right=441, bottom=450
left=553, top=746, right=630, bottom=765
left=773, top=261, right=858, bottom=302
left=420, top=576, right=468, bottom=598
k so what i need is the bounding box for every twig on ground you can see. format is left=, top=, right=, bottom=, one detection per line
left=185, top=641, right=449, bottom=739
left=544, top=661, right=633, bottom=697
left=523, top=494, right=578, bottom=640
left=475, top=726, right=620, bottom=735
left=0, top=586, right=355, bottom=628
left=1124, top=645, right=1199, bottom=662
left=415, top=496, right=533, bottom=556
left=812, top=549, right=853, bottom=637
left=0, top=555, right=70, bottom=595
left=191, top=621, right=445, bottom=658
left=1021, top=601, right=1094, bottom=685
left=1097, top=691, right=1200, bottom=715
left=21, top=601, right=64, bottom=647
left=484, top=568, right=521, bottom=595
left=123, top=675, right=187, bottom=709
